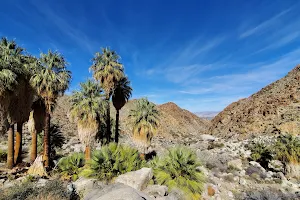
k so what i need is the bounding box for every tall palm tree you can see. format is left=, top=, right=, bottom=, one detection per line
left=0, top=38, right=27, bottom=169
left=112, top=76, right=132, bottom=143
left=70, top=80, right=104, bottom=160
left=27, top=98, right=46, bottom=163
left=90, top=47, right=124, bottom=144
left=128, top=98, right=160, bottom=153
left=30, top=50, right=71, bottom=167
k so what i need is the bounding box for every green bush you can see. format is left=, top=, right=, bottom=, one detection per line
left=273, top=134, right=300, bottom=165
left=57, top=153, right=85, bottom=181
left=80, top=143, right=145, bottom=182
left=149, top=146, right=205, bottom=200
left=0, top=149, right=7, bottom=162
left=248, top=142, right=272, bottom=169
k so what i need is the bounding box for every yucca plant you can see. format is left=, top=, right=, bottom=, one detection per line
left=57, top=153, right=85, bottom=181
left=150, top=146, right=205, bottom=200
left=80, top=143, right=144, bottom=182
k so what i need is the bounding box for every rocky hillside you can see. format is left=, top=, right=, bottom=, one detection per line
left=52, top=98, right=210, bottom=141
left=210, top=65, right=300, bottom=139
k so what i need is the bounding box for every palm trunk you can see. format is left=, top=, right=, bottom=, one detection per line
left=106, top=96, right=111, bottom=144
left=7, top=124, right=14, bottom=169
left=30, top=129, right=37, bottom=163
left=43, top=111, right=51, bottom=168
left=14, top=122, right=23, bottom=164
left=115, top=110, right=119, bottom=143
left=85, top=145, right=91, bottom=161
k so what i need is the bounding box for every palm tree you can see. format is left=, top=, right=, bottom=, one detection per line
left=27, top=98, right=46, bottom=163
left=128, top=98, right=159, bottom=153
left=70, top=80, right=104, bottom=161
left=112, top=77, right=132, bottom=143
left=30, top=50, right=71, bottom=167
left=0, top=38, right=27, bottom=168
left=90, top=47, right=124, bottom=144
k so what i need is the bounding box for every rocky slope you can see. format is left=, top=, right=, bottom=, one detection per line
left=52, top=98, right=210, bottom=141
left=210, top=65, right=300, bottom=139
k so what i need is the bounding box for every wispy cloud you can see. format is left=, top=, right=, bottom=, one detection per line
left=240, top=8, right=291, bottom=39
left=28, top=0, right=96, bottom=54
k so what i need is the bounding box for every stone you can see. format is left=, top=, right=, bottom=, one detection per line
left=268, top=160, right=284, bottom=172
left=143, top=185, right=168, bottom=197
left=199, top=134, right=216, bottom=141
left=73, top=177, right=104, bottom=194
left=227, top=159, right=243, bottom=171
left=83, top=183, right=152, bottom=200
left=196, top=165, right=209, bottom=176
left=239, top=177, right=247, bottom=185
left=27, top=155, right=47, bottom=177
left=0, top=178, right=5, bottom=187
left=115, top=168, right=153, bottom=191
left=36, top=178, right=49, bottom=187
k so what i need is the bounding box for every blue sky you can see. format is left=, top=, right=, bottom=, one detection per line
left=1, top=0, right=300, bottom=112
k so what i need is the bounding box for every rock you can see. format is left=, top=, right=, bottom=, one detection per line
left=286, top=163, right=300, bottom=178
left=27, top=155, right=47, bottom=176
left=196, top=165, right=209, bottom=176
left=0, top=178, right=5, bottom=187
left=143, top=185, right=168, bottom=197
left=83, top=183, right=152, bottom=200
left=199, top=134, right=216, bottom=141
left=36, top=178, right=49, bottom=187
left=227, top=159, right=243, bottom=171
left=3, top=179, right=14, bottom=189
left=276, top=172, right=287, bottom=181
left=73, top=177, right=104, bottom=194
left=268, top=160, right=284, bottom=172
left=115, top=168, right=153, bottom=191
left=239, top=177, right=247, bottom=185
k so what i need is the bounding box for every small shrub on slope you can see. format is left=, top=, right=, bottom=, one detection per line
left=80, top=143, right=145, bottom=182
left=57, top=152, right=85, bottom=181
left=150, top=146, right=205, bottom=200
left=0, top=149, right=7, bottom=162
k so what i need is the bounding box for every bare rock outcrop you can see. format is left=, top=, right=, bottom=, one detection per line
left=210, top=65, right=300, bottom=139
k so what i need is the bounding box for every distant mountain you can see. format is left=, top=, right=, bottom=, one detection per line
left=210, top=65, right=300, bottom=139
left=195, top=111, right=219, bottom=120
left=53, top=98, right=210, bottom=141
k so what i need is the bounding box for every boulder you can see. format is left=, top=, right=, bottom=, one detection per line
left=84, top=183, right=152, bottom=200
left=36, top=178, right=49, bottom=187
left=199, top=134, right=216, bottom=141
left=27, top=155, right=47, bottom=177
left=268, top=160, right=284, bottom=172
left=73, top=177, right=104, bottom=194
left=227, top=159, right=243, bottom=171
left=115, top=168, right=153, bottom=191
left=144, top=185, right=168, bottom=197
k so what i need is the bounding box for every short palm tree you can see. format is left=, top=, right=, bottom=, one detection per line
left=70, top=80, right=104, bottom=161
left=128, top=98, right=159, bottom=153
left=112, top=76, right=132, bottom=143
left=30, top=50, right=71, bottom=167
left=0, top=38, right=27, bottom=168
left=90, top=47, right=124, bottom=144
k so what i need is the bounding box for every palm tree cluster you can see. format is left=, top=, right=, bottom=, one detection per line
left=0, top=37, right=71, bottom=169
left=70, top=47, right=132, bottom=158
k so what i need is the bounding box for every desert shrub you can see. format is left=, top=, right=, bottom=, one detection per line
left=0, top=180, right=74, bottom=200
left=150, top=146, right=205, bottom=200
left=0, top=149, right=7, bottom=162
left=273, top=134, right=300, bottom=165
left=207, top=142, right=224, bottom=150
left=57, top=153, right=85, bottom=181
left=248, top=142, right=272, bottom=169
left=80, top=143, right=145, bottom=181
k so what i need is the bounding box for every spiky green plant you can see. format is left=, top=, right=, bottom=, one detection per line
left=80, top=143, right=144, bottom=182
left=273, top=134, right=300, bottom=165
left=57, top=153, right=85, bottom=181
left=248, top=142, right=272, bottom=169
left=150, top=146, right=205, bottom=200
